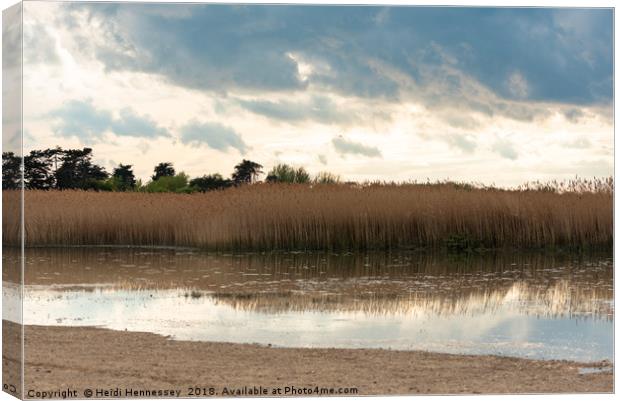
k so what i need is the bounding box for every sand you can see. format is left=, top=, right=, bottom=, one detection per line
left=2, top=321, right=613, bottom=398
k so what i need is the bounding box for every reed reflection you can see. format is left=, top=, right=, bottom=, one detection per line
left=6, top=247, right=612, bottom=320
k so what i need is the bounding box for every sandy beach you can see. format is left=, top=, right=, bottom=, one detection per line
left=2, top=321, right=613, bottom=398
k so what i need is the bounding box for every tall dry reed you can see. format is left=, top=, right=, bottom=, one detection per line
left=2, top=181, right=613, bottom=250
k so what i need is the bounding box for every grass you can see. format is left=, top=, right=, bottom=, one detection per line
left=2, top=178, right=613, bottom=251
left=184, top=290, right=204, bottom=299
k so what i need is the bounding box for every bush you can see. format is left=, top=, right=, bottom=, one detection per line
left=144, top=173, right=191, bottom=193
left=314, top=171, right=341, bottom=185
left=190, top=174, right=232, bottom=192
left=266, top=164, right=310, bottom=184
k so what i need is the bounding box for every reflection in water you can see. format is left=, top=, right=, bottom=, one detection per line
left=213, top=279, right=613, bottom=319
left=3, top=247, right=614, bottom=362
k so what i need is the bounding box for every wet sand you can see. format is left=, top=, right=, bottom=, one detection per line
left=2, top=321, right=613, bottom=397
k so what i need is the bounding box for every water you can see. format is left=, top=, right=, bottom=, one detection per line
left=3, top=247, right=613, bottom=362
left=579, top=366, right=613, bottom=375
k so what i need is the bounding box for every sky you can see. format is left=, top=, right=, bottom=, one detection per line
left=12, top=3, right=614, bottom=186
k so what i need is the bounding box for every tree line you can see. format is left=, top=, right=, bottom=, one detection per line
left=2, top=147, right=341, bottom=192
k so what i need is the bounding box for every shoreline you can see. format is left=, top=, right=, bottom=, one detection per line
left=4, top=243, right=615, bottom=251
left=3, top=322, right=613, bottom=397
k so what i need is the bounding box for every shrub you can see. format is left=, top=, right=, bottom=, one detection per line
left=144, top=173, right=191, bottom=193
left=266, top=164, right=311, bottom=184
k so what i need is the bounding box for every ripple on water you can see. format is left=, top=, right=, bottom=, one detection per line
left=2, top=247, right=614, bottom=362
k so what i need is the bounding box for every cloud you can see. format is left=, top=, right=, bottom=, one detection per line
left=563, top=108, right=585, bottom=123
left=374, top=8, right=390, bottom=25
left=136, top=140, right=150, bottom=154
left=2, top=4, right=22, bottom=155
left=318, top=154, right=327, bottom=165
left=332, top=137, right=381, bottom=158
left=19, top=4, right=614, bottom=188
left=439, top=112, right=480, bottom=130
left=570, top=159, right=612, bottom=177
left=2, top=3, right=21, bottom=73
left=238, top=96, right=357, bottom=125
left=492, top=138, right=518, bottom=160
left=111, top=109, right=169, bottom=137
left=444, top=133, right=477, bottom=154
left=69, top=4, right=305, bottom=94
left=24, top=23, right=59, bottom=65
left=64, top=5, right=611, bottom=106
left=507, top=71, right=528, bottom=98
left=50, top=100, right=169, bottom=141
left=564, top=137, right=592, bottom=149
left=536, top=158, right=611, bottom=177
left=180, top=121, right=249, bottom=154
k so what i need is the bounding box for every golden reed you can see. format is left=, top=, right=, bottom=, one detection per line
left=2, top=180, right=613, bottom=250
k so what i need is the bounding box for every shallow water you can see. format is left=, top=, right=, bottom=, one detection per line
left=3, top=247, right=614, bottom=362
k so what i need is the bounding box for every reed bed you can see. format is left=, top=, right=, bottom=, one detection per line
left=2, top=181, right=613, bottom=250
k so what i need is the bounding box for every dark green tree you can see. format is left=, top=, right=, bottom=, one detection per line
left=112, top=164, right=136, bottom=191
left=313, top=171, right=341, bottom=184
left=190, top=174, right=232, bottom=192
left=232, top=159, right=263, bottom=185
left=24, top=148, right=61, bottom=189
left=2, top=152, right=21, bottom=190
left=265, top=164, right=310, bottom=184
left=55, top=148, right=108, bottom=190
left=152, top=162, right=175, bottom=181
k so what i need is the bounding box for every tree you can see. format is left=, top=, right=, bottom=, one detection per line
left=112, top=164, right=136, bottom=191
left=313, top=171, right=341, bottom=185
left=2, top=152, right=21, bottom=190
left=24, top=148, right=60, bottom=189
left=232, top=159, right=263, bottom=185
left=190, top=174, right=232, bottom=192
left=55, top=148, right=108, bottom=190
left=266, top=164, right=310, bottom=184
left=152, top=162, right=175, bottom=181
left=145, top=172, right=191, bottom=193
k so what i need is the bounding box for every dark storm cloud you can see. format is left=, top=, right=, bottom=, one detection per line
left=64, top=4, right=612, bottom=106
